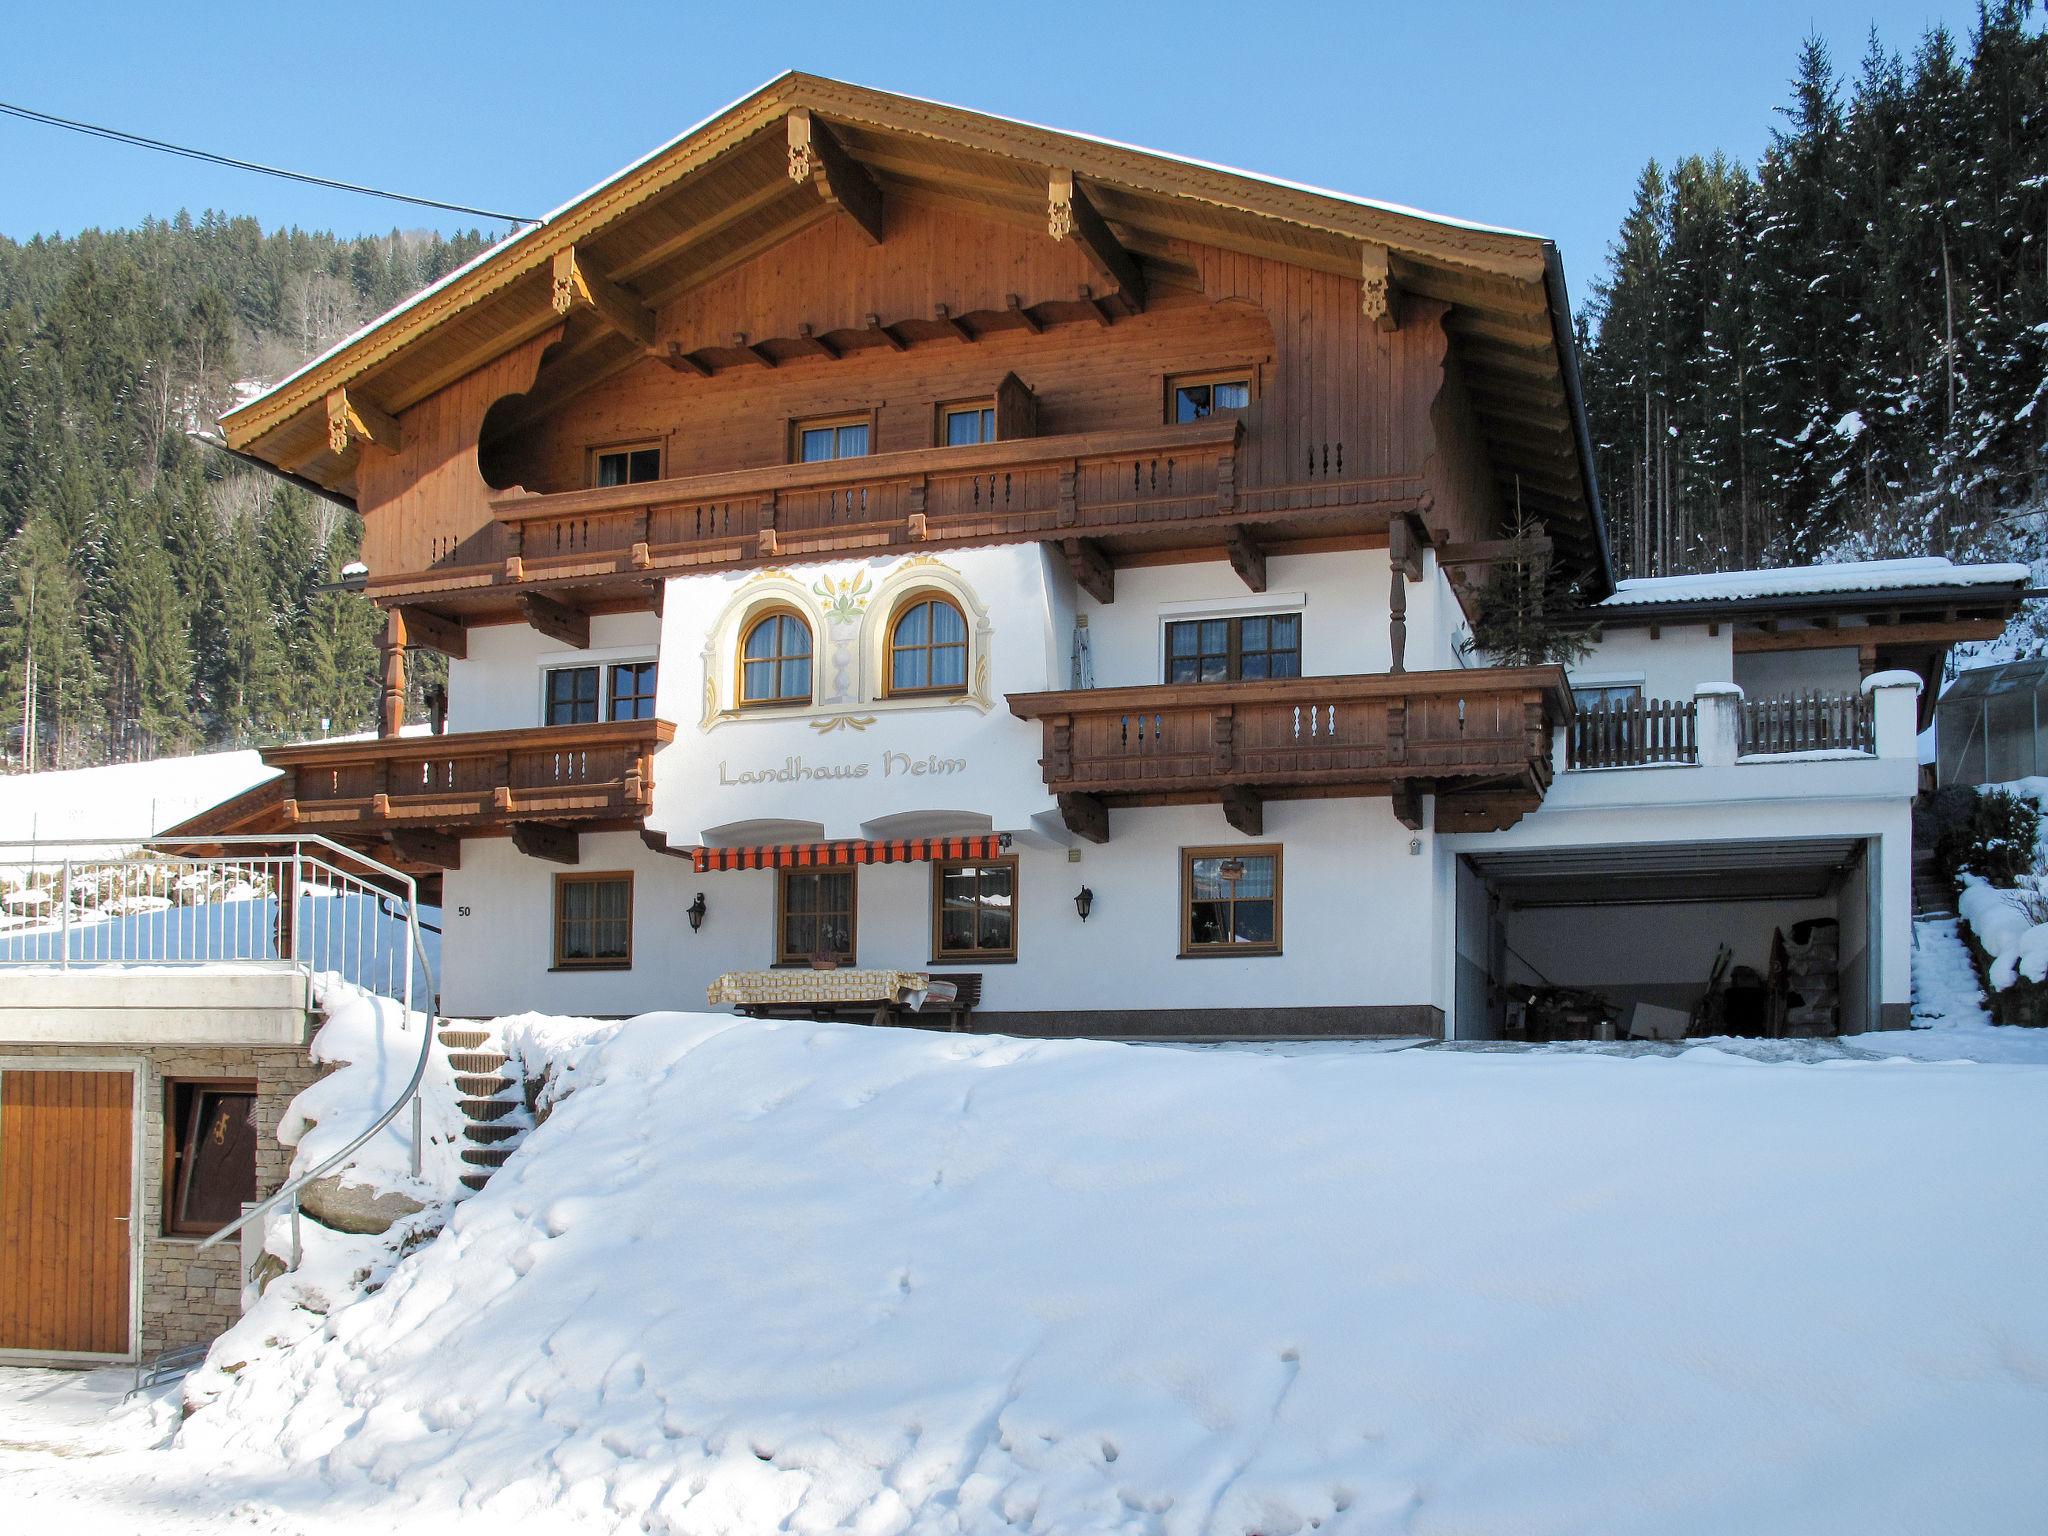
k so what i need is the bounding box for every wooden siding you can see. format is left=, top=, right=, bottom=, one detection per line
left=348, top=201, right=1483, bottom=610
left=355, top=328, right=562, bottom=583
left=0, top=1069, right=132, bottom=1356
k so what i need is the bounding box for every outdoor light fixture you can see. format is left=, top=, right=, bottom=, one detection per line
left=1074, top=885, right=1094, bottom=921
left=687, top=892, right=708, bottom=932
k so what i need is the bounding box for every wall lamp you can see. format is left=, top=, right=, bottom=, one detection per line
left=687, top=892, right=708, bottom=932
left=1074, top=885, right=1094, bottom=922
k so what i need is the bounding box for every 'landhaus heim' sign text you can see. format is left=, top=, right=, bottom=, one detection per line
left=718, top=751, right=968, bottom=786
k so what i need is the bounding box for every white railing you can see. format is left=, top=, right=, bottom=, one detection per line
left=0, top=835, right=441, bottom=1239
left=0, top=834, right=425, bottom=1004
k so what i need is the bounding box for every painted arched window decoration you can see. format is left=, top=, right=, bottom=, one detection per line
left=739, top=609, right=814, bottom=705
left=887, top=594, right=970, bottom=695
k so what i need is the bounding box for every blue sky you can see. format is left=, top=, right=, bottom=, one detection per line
left=0, top=0, right=2000, bottom=302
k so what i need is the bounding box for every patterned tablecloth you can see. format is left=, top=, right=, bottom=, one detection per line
left=708, top=969, right=958, bottom=1011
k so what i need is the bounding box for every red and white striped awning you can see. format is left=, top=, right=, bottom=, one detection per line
left=691, top=835, right=1008, bottom=873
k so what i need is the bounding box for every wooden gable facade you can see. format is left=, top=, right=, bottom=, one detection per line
left=221, top=74, right=1609, bottom=641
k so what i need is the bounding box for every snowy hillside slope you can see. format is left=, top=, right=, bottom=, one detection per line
left=177, top=1016, right=2048, bottom=1536
left=0, top=747, right=275, bottom=853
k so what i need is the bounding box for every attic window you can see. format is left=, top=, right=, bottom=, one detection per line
left=591, top=444, right=661, bottom=487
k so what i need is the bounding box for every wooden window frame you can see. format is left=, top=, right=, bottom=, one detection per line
left=737, top=607, right=816, bottom=708
left=552, top=871, right=634, bottom=971
left=587, top=440, right=663, bottom=488
left=789, top=410, right=877, bottom=465
left=542, top=663, right=602, bottom=726
left=775, top=867, right=859, bottom=967
left=1178, top=845, right=1283, bottom=958
left=1162, top=613, right=1302, bottom=684
left=606, top=659, right=659, bottom=721
left=884, top=592, right=971, bottom=699
left=162, top=1077, right=258, bottom=1237
left=930, top=856, right=1019, bottom=963
left=935, top=397, right=997, bottom=448
left=1164, top=367, right=1258, bottom=425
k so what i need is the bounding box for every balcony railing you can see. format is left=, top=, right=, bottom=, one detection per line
left=1006, top=667, right=1571, bottom=831
left=1568, top=697, right=1699, bottom=769
left=1738, top=692, right=1873, bottom=755
left=484, top=420, right=1251, bottom=580
left=263, top=719, right=675, bottom=834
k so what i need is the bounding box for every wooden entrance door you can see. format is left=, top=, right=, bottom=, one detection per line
left=0, top=1070, right=134, bottom=1355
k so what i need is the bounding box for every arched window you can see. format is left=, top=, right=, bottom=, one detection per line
left=739, top=610, right=813, bottom=705
left=888, top=595, right=969, bottom=695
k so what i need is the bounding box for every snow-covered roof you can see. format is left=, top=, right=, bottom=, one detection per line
left=1599, top=557, right=2031, bottom=609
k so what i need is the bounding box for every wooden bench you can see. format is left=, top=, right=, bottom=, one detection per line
left=923, top=972, right=982, bottom=1030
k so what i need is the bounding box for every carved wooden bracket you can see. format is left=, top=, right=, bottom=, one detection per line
left=1063, top=537, right=1114, bottom=604
left=1360, top=243, right=1402, bottom=332
left=1047, top=169, right=1145, bottom=313
left=551, top=247, right=657, bottom=351
left=510, top=821, right=580, bottom=865
left=516, top=592, right=591, bottom=649
left=326, top=387, right=401, bottom=458
left=787, top=108, right=885, bottom=244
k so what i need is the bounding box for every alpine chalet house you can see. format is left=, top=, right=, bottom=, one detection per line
left=188, top=75, right=2027, bottom=1040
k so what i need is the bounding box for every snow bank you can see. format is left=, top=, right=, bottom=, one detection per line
left=179, top=1015, right=2048, bottom=1535
left=1952, top=778, right=2048, bottom=992
left=278, top=979, right=467, bottom=1201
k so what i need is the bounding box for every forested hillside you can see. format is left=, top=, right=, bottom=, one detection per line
left=0, top=215, right=492, bottom=769
left=1582, top=2, right=2046, bottom=602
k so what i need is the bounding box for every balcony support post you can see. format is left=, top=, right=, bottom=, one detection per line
left=379, top=609, right=407, bottom=738
left=1221, top=784, right=1263, bottom=837
left=1224, top=525, right=1266, bottom=593
left=388, top=830, right=462, bottom=870
left=1063, top=538, right=1114, bottom=604
left=1387, top=516, right=1424, bottom=675
left=1390, top=779, right=1425, bottom=832
left=510, top=822, right=581, bottom=865
left=1056, top=792, right=1109, bottom=844
left=516, top=593, right=591, bottom=649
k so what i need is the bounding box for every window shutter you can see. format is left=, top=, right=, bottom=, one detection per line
left=994, top=372, right=1038, bottom=441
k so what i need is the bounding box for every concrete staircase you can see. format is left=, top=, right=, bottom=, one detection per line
left=1911, top=798, right=1957, bottom=919
left=439, top=1023, right=533, bottom=1193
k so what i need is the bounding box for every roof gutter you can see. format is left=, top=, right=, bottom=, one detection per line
left=189, top=430, right=359, bottom=515
left=1541, top=244, right=1615, bottom=601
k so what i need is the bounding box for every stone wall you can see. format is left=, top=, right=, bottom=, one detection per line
left=2, top=1040, right=322, bottom=1357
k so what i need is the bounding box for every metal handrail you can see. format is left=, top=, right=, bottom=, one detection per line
left=0, top=833, right=440, bottom=1256
left=199, top=902, right=438, bottom=1252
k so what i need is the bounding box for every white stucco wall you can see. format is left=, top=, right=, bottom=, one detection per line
left=1734, top=645, right=1865, bottom=697
left=446, top=612, right=663, bottom=734
left=1569, top=623, right=1730, bottom=702
left=439, top=797, right=1448, bottom=1028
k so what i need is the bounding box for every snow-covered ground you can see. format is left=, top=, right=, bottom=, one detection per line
left=0, top=748, right=276, bottom=856
left=5, top=988, right=2045, bottom=1535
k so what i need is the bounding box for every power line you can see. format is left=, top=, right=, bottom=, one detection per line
left=0, top=99, right=540, bottom=226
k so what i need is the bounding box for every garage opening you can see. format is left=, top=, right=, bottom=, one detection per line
left=1456, top=838, right=1877, bottom=1042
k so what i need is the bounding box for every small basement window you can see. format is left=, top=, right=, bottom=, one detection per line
left=554, top=873, right=633, bottom=969
left=591, top=443, right=661, bottom=487
left=164, top=1080, right=258, bottom=1236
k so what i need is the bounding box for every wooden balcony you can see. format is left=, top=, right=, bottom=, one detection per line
left=260, top=718, right=676, bottom=867
left=369, top=419, right=1429, bottom=616
left=1006, top=667, right=1572, bottom=839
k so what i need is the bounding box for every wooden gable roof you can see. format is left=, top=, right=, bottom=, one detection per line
left=221, top=72, right=1611, bottom=587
